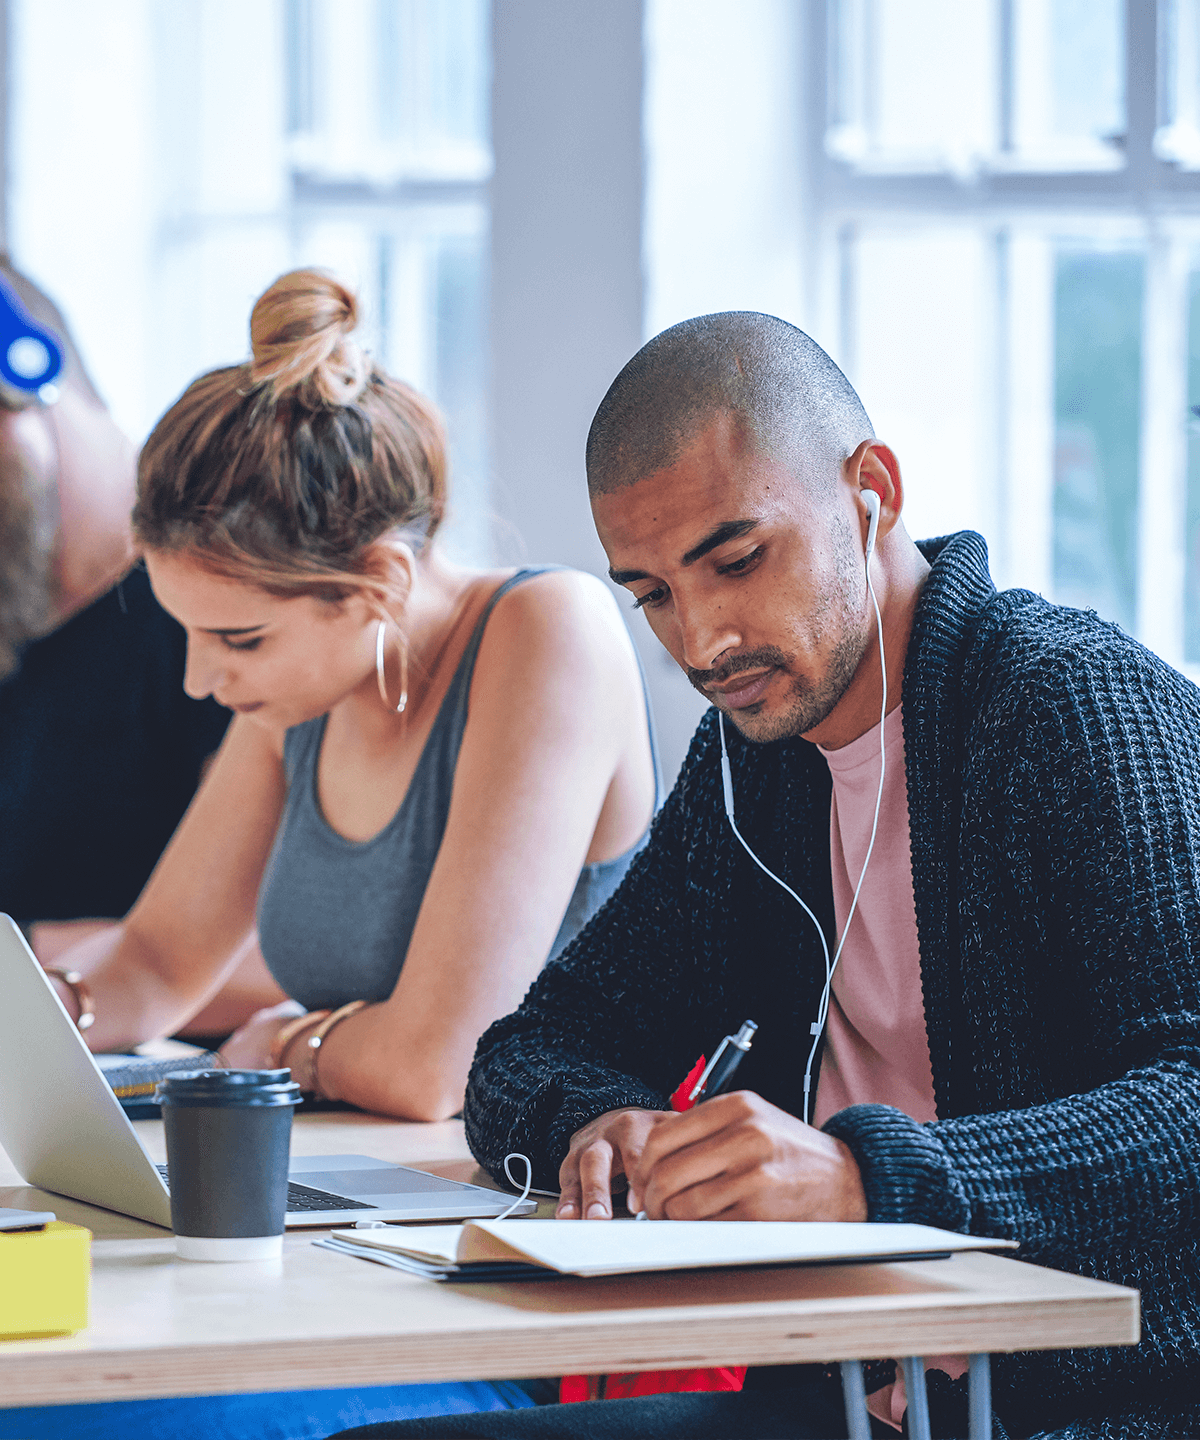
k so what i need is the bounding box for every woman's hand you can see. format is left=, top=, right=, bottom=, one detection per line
left=217, top=998, right=306, bottom=1069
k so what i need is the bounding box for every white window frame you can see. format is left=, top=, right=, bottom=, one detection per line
left=805, top=0, right=1200, bottom=677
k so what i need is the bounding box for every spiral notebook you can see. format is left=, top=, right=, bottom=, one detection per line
left=95, top=1050, right=219, bottom=1118
left=96, top=1051, right=220, bottom=1099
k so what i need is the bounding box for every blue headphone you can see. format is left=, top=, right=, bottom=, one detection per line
left=0, top=276, right=63, bottom=396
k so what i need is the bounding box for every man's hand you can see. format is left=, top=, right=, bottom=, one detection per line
left=626, top=1090, right=868, bottom=1222
left=556, top=1107, right=673, bottom=1218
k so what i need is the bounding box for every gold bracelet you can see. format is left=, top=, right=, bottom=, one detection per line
left=276, top=1014, right=330, bottom=1082
left=45, top=968, right=95, bottom=1032
left=304, top=1000, right=369, bottom=1099
left=269, top=1010, right=329, bottom=1071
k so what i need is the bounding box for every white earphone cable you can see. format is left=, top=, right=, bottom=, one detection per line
left=497, top=1153, right=534, bottom=1219
left=719, top=516, right=888, bottom=1125
left=720, top=724, right=833, bottom=1009
left=801, top=557, right=886, bottom=1119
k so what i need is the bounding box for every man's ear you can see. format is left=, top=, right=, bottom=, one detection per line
left=845, top=441, right=904, bottom=541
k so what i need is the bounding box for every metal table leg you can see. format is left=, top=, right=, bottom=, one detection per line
left=901, top=1357, right=932, bottom=1440
left=969, top=1353, right=992, bottom=1440
left=845, top=1353, right=990, bottom=1439
left=839, top=1360, right=871, bottom=1440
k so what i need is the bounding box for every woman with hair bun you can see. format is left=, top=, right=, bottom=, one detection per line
left=47, top=267, right=658, bottom=1121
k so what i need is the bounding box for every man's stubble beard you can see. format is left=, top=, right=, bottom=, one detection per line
left=752, top=620, right=866, bottom=743
left=716, top=620, right=867, bottom=744
left=688, top=535, right=872, bottom=745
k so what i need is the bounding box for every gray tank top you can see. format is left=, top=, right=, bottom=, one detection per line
left=256, top=568, right=661, bottom=1011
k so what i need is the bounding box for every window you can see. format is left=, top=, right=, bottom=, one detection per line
left=9, top=0, right=491, bottom=561
left=811, top=0, right=1200, bottom=673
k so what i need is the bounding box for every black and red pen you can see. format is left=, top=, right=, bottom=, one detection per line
left=669, top=1020, right=758, bottom=1112
left=633, top=1020, right=759, bottom=1220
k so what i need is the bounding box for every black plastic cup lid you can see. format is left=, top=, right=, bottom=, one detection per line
left=154, top=1068, right=302, bottom=1108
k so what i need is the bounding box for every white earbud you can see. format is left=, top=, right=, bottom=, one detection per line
left=862, top=488, right=880, bottom=561
left=717, top=484, right=889, bottom=1125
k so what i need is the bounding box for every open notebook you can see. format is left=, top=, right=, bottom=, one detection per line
left=317, top=1218, right=1017, bottom=1283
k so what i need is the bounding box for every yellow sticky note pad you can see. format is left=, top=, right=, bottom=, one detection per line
left=0, top=1221, right=91, bottom=1338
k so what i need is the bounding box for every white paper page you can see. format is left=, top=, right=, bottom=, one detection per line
left=461, top=1219, right=1015, bottom=1277
left=330, top=1223, right=464, bottom=1265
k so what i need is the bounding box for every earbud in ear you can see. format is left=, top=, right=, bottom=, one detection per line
left=861, top=489, right=881, bottom=560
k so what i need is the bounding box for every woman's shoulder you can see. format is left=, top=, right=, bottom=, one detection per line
left=486, top=566, right=626, bottom=633
left=481, top=564, right=628, bottom=656
left=470, top=567, right=637, bottom=695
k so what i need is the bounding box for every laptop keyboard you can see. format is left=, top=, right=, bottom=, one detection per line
left=285, top=1181, right=375, bottom=1212
left=155, top=1165, right=376, bottom=1212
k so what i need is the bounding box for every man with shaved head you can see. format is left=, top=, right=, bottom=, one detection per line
left=336, top=316, right=1200, bottom=1439
left=587, top=310, right=873, bottom=499
left=589, top=311, right=900, bottom=749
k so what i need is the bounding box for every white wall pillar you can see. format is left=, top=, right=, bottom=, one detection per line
left=489, top=0, right=707, bottom=786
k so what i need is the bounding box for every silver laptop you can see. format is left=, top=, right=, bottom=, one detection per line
left=0, top=916, right=535, bottom=1228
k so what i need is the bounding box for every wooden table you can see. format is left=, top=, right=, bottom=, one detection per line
left=0, top=1112, right=1139, bottom=1440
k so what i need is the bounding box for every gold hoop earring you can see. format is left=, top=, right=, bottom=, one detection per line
left=375, top=619, right=408, bottom=714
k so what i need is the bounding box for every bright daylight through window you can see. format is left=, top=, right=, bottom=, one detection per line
left=9, top=0, right=491, bottom=563
left=815, top=0, right=1200, bottom=676
left=13, top=1, right=1200, bottom=666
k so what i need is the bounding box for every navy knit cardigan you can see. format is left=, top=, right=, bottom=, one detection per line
left=463, top=531, right=1200, bottom=1439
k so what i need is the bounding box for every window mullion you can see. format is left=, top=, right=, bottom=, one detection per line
left=1135, top=228, right=1189, bottom=661
left=1126, top=0, right=1161, bottom=187
left=1002, top=228, right=1055, bottom=597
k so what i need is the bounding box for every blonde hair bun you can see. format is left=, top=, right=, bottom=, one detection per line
left=249, top=268, right=370, bottom=408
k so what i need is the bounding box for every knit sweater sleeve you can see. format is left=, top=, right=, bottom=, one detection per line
left=462, top=720, right=722, bottom=1189
left=827, top=638, right=1200, bottom=1257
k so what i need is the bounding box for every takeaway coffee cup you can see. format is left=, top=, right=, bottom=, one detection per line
left=155, top=1068, right=301, bottom=1262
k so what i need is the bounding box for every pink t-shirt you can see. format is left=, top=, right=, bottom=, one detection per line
left=815, top=704, right=965, bottom=1428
